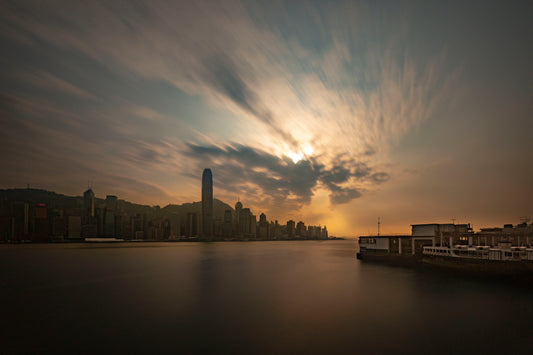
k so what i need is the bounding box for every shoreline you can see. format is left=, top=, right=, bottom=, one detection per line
left=0, top=237, right=347, bottom=245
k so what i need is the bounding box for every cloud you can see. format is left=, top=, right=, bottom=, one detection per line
left=0, top=1, right=456, bottom=156
left=328, top=186, right=362, bottom=205
left=15, top=70, right=97, bottom=100
left=0, top=92, right=182, bottom=204
left=200, top=53, right=299, bottom=146
left=184, top=142, right=388, bottom=206
left=370, top=172, right=390, bottom=184
left=0, top=0, right=459, bottom=218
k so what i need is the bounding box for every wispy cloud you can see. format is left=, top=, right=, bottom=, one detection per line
left=0, top=0, right=462, bottom=220
left=0, top=92, right=182, bottom=204
left=15, top=70, right=97, bottom=100
left=0, top=1, right=456, bottom=152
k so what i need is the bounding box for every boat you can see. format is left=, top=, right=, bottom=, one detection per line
left=356, top=222, right=533, bottom=280
left=420, top=243, right=533, bottom=276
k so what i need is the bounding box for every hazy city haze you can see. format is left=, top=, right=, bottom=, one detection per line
left=1, top=0, right=531, bottom=236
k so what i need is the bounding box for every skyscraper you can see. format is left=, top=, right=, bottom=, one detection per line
left=201, top=168, right=213, bottom=238
left=223, top=209, right=232, bottom=238
left=83, top=188, right=95, bottom=222
left=258, top=213, right=269, bottom=239
left=82, top=188, right=97, bottom=238
left=104, top=195, right=117, bottom=238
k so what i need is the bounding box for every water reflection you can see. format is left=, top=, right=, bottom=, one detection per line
left=1, top=241, right=532, bottom=354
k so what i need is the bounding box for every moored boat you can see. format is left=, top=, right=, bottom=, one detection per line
left=421, top=244, right=533, bottom=276
left=357, top=222, right=533, bottom=280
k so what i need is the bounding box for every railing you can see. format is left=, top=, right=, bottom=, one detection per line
left=424, top=246, right=533, bottom=261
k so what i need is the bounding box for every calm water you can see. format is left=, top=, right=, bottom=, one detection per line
left=1, top=240, right=532, bottom=354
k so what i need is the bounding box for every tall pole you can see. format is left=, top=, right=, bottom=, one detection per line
left=378, top=217, right=380, bottom=237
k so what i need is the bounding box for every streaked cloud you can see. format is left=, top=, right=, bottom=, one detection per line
left=15, top=70, right=97, bottom=100
left=0, top=1, right=454, bottom=154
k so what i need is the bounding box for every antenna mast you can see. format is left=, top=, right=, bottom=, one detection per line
left=378, top=217, right=380, bottom=237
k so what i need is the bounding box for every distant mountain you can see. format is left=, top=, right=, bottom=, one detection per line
left=0, top=188, right=81, bottom=211
left=0, top=188, right=234, bottom=219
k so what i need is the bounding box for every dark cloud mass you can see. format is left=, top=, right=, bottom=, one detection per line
left=202, top=54, right=299, bottom=147
left=208, top=56, right=257, bottom=115
left=328, top=186, right=362, bottom=205
left=185, top=143, right=388, bottom=206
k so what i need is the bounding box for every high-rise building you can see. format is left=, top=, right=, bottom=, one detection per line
left=234, top=201, right=243, bottom=235
left=258, top=213, right=269, bottom=239
left=0, top=203, right=11, bottom=242
left=68, top=215, right=81, bottom=239
left=235, top=206, right=257, bottom=239
left=33, top=203, right=49, bottom=242
left=131, top=214, right=144, bottom=239
left=12, top=201, right=29, bottom=242
left=186, top=212, right=199, bottom=237
left=83, top=188, right=95, bottom=222
left=170, top=213, right=180, bottom=237
left=82, top=188, right=97, bottom=238
left=51, top=209, right=66, bottom=239
left=296, top=221, right=306, bottom=237
left=287, top=220, right=296, bottom=239
left=105, top=195, right=117, bottom=212
left=201, top=168, right=213, bottom=238
left=104, top=195, right=118, bottom=237
left=223, top=209, right=233, bottom=238
left=270, top=220, right=281, bottom=240
left=250, top=213, right=257, bottom=238
left=322, top=226, right=328, bottom=239
left=239, top=208, right=251, bottom=236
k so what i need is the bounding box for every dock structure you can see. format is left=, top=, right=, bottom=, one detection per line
left=359, top=222, right=533, bottom=257
left=359, top=223, right=472, bottom=256
left=357, top=222, right=533, bottom=277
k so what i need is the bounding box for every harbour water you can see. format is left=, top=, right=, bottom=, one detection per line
left=1, top=240, right=532, bottom=354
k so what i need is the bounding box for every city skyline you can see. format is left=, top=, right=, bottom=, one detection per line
left=4, top=177, right=529, bottom=241
left=0, top=172, right=330, bottom=241
left=1, top=1, right=532, bottom=236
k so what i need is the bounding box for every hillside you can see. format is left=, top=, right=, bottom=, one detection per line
left=0, top=188, right=234, bottom=219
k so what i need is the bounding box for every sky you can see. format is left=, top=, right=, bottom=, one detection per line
left=1, top=0, right=532, bottom=236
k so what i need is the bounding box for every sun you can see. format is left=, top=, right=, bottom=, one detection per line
left=288, top=151, right=304, bottom=163
left=287, top=144, right=314, bottom=163
left=301, top=144, right=314, bottom=156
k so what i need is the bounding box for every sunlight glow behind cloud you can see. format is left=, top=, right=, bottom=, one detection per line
left=0, top=0, right=461, bottom=224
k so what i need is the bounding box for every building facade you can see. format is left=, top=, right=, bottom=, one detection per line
left=201, top=168, right=213, bottom=238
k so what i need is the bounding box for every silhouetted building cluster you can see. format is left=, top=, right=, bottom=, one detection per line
left=196, top=168, right=328, bottom=241
left=0, top=188, right=179, bottom=242
left=211, top=200, right=327, bottom=241
left=0, top=168, right=330, bottom=242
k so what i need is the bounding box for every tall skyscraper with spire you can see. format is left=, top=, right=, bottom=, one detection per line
left=201, top=168, right=213, bottom=238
